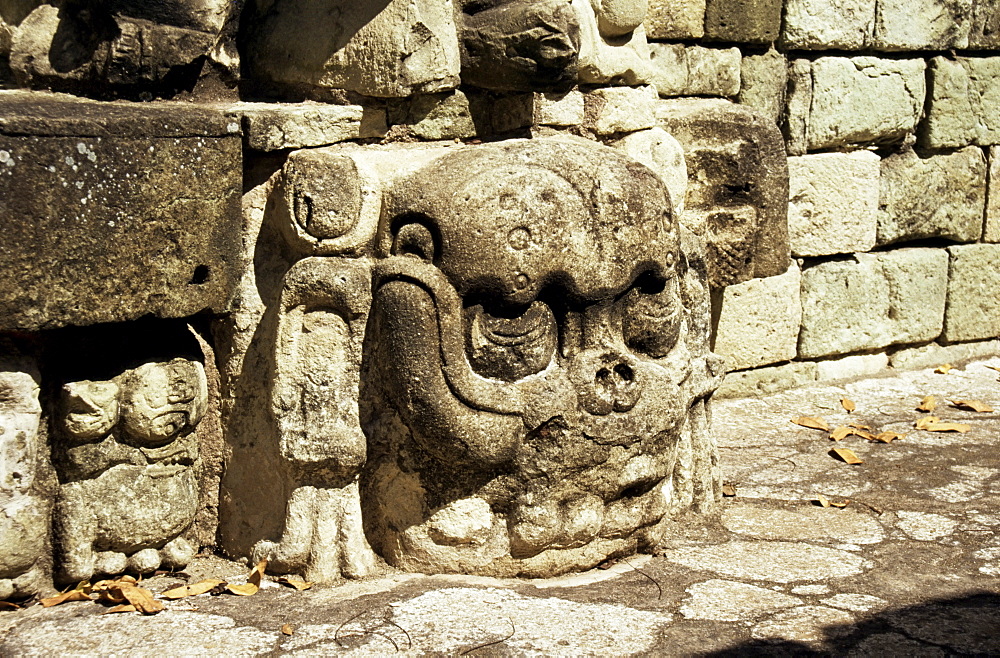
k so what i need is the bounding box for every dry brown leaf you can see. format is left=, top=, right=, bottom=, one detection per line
left=40, top=589, right=92, bottom=607
left=829, top=426, right=853, bottom=441
left=281, top=624, right=295, bottom=636
left=119, top=585, right=165, bottom=615
left=791, top=416, right=830, bottom=431
left=829, top=499, right=850, bottom=508
left=102, top=604, right=137, bottom=615
left=816, top=493, right=831, bottom=507
left=853, top=429, right=877, bottom=442
left=917, top=395, right=938, bottom=412
left=847, top=422, right=871, bottom=431
left=248, top=559, right=267, bottom=588
left=915, top=415, right=941, bottom=430
left=841, top=398, right=856, bottom=413
left=226, top=583, right=259, bottom=597
left=277, top=578, right=314, bottom=591
left=985, top=365, right=1000, bottom=372
left=950, top=399, right=994, bottom=413
left=934, top=363, right=953, bottom=374
left=160, top=579, right=225, bottom=600
left=924, top=421, right=972, bottom=433
left=0, top=601, right=22, bottom=611
left=830, top=447, right=864, bottom=464
left=874, top=431, right=904, bottom=443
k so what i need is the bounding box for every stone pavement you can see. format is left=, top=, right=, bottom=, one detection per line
left=2, top=360, right=999, bottom=656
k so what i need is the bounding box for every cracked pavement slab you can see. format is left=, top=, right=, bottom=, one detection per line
left=2, top=359, right=999, bottom=655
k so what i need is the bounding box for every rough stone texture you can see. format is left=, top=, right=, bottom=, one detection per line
left=815, top=352, right=890, bottom=381
left=877, top=146, right=987, bottom=246
left=456, top=0, right=580, bottom=92
left=389, top=90, right=478, bottom=140
left=646, top=0, right=705, bottom=39
left=713, top=263, right=801, bottom=371
left=895, top=511, right=959, bottom=541
left=890, top=340, right=1000, bottom=370
left=922, top=56, right=1000, bottom=149
left=722, top=502, right=886, bottom=544
left=751, top=605, right=855, bottom=644
left=970, top=0, right=1000, bottom=47
left=243, top=0, right=461, bottom=98
left=233, top=102, right=387, bottom=152
left=877, top=248, right=949, bottom=345
left=944, top=244, right=1000, bottom=342
left=53, top=357, right=207, bottom=583
left=786, top=57, right=925, bottom=153
left=661, top=541, right=867, bottom=583
left=704, top=0, right=782, bottom=43
left=361, top=138, right=721, bottom=577
left=799, top=256, right=890, bottom=359
left=533, top=91, right=585, bottom=126
left=872, top=0, right=972, bottom=50
left=716, top=361, right=818, bottom=398
left=656, top=99, right=790, bottom=288
left=738, top=47, right=786, bottom=125
left=681, top=580, right=802, bottom=621
left=986, top=147, right=1000, bottom=242
left=0, top=349, right=47, bottom=600
left=648, top=44, right=741, bottom=98
left=787, top=151, right=880, bottom=257
left=782, top=0, right=874, bottom=49
left=573, top=0, right=652, bottom=85
left=611, top=127, right=688, bottom=216
left=0, top=92, right=241, bottom=332
left=588, top=85, right=657, bottom=135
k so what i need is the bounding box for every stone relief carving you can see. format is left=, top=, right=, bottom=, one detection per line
left=54, top=358, right=207, bottom=583
left=573, top=0, right=653, bottom=85
left=0, top=351, right=47, bottom=600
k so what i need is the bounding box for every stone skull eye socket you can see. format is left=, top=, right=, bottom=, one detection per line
left=622, top=272, right=682, bottom=359
left=464, top=301, right=558, bottom=382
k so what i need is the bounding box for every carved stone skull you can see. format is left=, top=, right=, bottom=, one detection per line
left=360, top=138, right=721, bottom=577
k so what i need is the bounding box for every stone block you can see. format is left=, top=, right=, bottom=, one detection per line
left=787, top=151, right=880, bottom=257
left=244, top=0, right=461, bottom=98
left=877, top=248, right=949, bottom=345
left=798, top=256, right=891, bottom=358
left=0, top=92, right=241, bottom=331
left=922, top=57, right=1000, bottom=149
left=782, top=0, right=875, bottom=49
left=890, top=339, right=1000, bottom=369
left=649, top=45, right=741, bottom=98
left=716, top=361, right=818, bottom=398
left=534, top=91, right=585, bottom=126
left=234, top=102, right=387, bottom=152
left=943, top=244, right=1000, bottom=342
left=786, top=57, right=925, bottom=153
left=969, top=0, right=1000, bottom=47
left=738, top=48, right=786, bottom=125
left=611, top=128, right=688, bottom=215
left=986, top=147, right=1000, bottom=242
left=646, top=0, right=706, bottom=39
left=574, top=0, right=652, bottom=85
left=588, top=86, right=657, bottom=135
left=815, top=353, right=889, bottom=381
left=390, top=91, right=478, bottom=141
left=877, top=146, right=987, bottom=246
left=656, top=99, right=790, bottom=288
left=872, top=0, right=972, bottom=50
left=713, top=263, right=801, bottom=370
left=704, top=0, right=782, bottom=43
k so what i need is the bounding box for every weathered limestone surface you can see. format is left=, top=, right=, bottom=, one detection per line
left=922, top=57, right=1000, bottom=149
left=646, top=0, right=705, bottom=39
left=713, top=264, right=801, bottom=371
left=890, top=339, right=1000, bottom=369
left=799, top=256, right=889, bottom=358
left=877, top=146, right=987, bottom=246
left=872, top=0, right=972, bottom=50
left=738, top=48, right=786, bottom=125
left=244, top=0, right=461, bottom=98
left=877, top=248, right=949, bottom=345
left=969, top=0, right=1000, bottom=47
left=588, top=85, right=657, bottom=134
left=390, top=90, right=478, bottom=140
left=648, top=45, right=741, bottom=98
left=782, top=0, right=874, bottom=49
left=573, top=0, right=652, bottom=85
left=611, top=127, right=688, bottom=216
left=786, top=57, right=925, bottom=153
left=944, top=244, right=1000, bottom=342
left=234, top=102, right=387, bottom=152
left=657, top=99, right=790, bottom=288
left=815, top=353, right=889, bottom=382
left=787, top=151, right=880, bottom=257
left=534, top=91, right=585, bottom=126
left=704, top=0, right=782, bottom=43
left=986, top=147, right=1000, bottom=242
left=716, top=361, right=817, bottom=398
left=0, top=92, right=241, bottom=331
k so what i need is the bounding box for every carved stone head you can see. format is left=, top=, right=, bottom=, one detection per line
left=361, top=138, right=720, bottom=576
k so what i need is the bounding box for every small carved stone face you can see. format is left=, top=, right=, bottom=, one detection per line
left=118, top=360, right=207, bottom=447
left=61, top=381, right=120, bottom=441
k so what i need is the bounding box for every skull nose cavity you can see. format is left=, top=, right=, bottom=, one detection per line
left=582, top=354, right=642, bottom=415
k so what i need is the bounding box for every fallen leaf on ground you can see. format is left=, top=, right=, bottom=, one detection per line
left=853, top=428, right=877, bottom=441
left=226, top=583, right=259, bottom=597
left=791, top=416, right=830, bottom=431
left=102, top=604, right=137, bottom=615
left=874, top=431, right=904, bottom=443
left=915, top=415, right=941, bottom=430
left=934, top=363, right=953, bottom=374
left=248, top=559, right=267, bottom=588
left=830, top=426, right=853, bottom=441
left=923, top=421, right=972, bottom=433
left=277, top=578, right=314, bottom=591
left=829, top=499, right=850, bottom=508
left=281, top=624, right=295, bottom=636
left=986, top=365, right=1000, bottom=372
left=119, top=585, right=165, bottom=614
left=841, top=398, right=856, bottom=413
left=848, top=422, right=871, bottom=430
left=816, top=493, right=831, bottom=507
left=161, top=579, right=225, bottom=600
left=40, top=587, right=93, bottom=607
left=830, top=447, right=864, bottom=464
left=917, top=395, right=938, bottom=412
left=949, top=399, right=994, bottom=413
left=0, top=601, right=22, bottom=611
